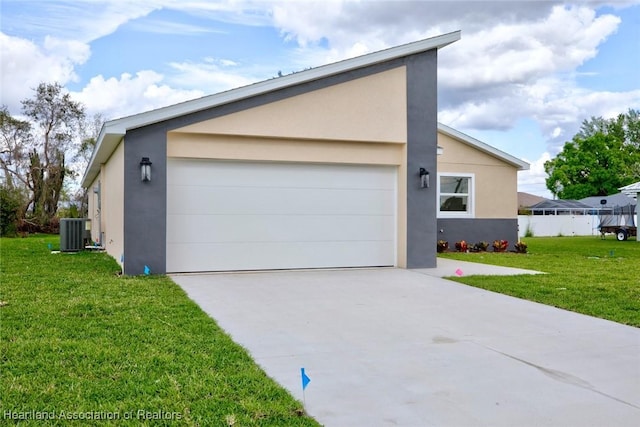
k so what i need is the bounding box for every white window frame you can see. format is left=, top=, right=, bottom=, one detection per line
left=437, top=173, right=475, bottom=218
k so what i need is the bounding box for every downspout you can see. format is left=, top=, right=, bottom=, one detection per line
left=93, top=181, right=102, bottom=245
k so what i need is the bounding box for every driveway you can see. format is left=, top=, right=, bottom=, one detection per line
left=172, top=265, right=640, bottom=426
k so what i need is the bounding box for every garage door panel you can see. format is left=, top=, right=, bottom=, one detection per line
left=169, top=159, right=395, bottom=190
left=168, top=186, right=394, bottom=216
left=167, top=241, right=394, bottom=272
left=167, top=159, right=396, bottom=272
left=167, top=214, right=395, bottom=243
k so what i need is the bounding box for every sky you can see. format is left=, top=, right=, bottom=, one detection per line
left=2, top=0, right=639, bottom=197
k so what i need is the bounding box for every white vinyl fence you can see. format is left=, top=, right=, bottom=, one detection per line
left=518, top=215, right=600, bottom=237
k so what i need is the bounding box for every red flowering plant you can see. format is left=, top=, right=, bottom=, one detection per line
left=455, top=240, right=468, bottom=252
left=492, top=240, right=508, bottom=252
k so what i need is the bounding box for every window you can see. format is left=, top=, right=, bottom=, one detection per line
left=438, top=173, right=474, bottom=217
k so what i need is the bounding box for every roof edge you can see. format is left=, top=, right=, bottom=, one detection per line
left=620, top=181, right=640, bottom=199
left=437, top=123, right=530, bottom=170
left=82, top=31, right=461, bottom=187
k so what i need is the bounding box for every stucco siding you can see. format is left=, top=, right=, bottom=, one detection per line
left=437, top=218, right=519, bottom=249
left=166, top=67, right=413, bottom=269
left=174, top=67, right=407, bottom=143
left=438, top=132, right=518, bottom=219
left=102, top=141, right=124, bottom=268
left=167, top=134, right=403, bottom=165
left=87, top=176, right=100, bottom=243
left=405, top=50, right=438, bottom=268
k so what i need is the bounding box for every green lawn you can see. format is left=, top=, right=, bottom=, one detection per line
left=439, top=236, right=640, bottom=327
left=0, top=235, right=319, bottom=426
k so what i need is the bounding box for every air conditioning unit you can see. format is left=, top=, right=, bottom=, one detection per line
left=60, top=218, right=87, bottom=252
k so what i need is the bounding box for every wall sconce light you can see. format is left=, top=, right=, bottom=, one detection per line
left=140, top=157, right=152, bottom=182
left=419, top=167, right=430, bottom=188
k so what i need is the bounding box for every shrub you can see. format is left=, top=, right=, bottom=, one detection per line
left=473, top=241, right=489, bottom=252
left=492, top=239, right=509, bottom=252
left=437, top=240, right=449, bottom=253
left=515, top=241, right=528, bottom=254
left=455, top=240, right=468, bottom=252
left=0, top=185, right=24, bottom=237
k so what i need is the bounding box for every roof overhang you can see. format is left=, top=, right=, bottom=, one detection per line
left=437, top=123, right=530, bottom=171
left=81, top=31, right=460, bottom=188
left=81, top=31, right=461, bottom=187
left=620, top=181, right=640, bottom=199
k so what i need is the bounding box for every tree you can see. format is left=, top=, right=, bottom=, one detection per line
left=0, top=106, right=32, bottom=191
left=0, top=106, right=32, bottom=230
left=20, top=82, right=85, bottom=227
left=545, top=109, right=640, bottom=199
left=0, top=83, right=86, bottom=231
left=0, top=184, right=24, bottom=236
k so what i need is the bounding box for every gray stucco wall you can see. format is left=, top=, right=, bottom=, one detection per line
left=406, top=50, right=438, bottom=268
left=122, top=50, right=440, bottom=274
left=123, top=127, right=168, bottom=275
left=437, top=219, right=519, bottom=250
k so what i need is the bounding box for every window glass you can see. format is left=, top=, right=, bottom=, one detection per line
left=440, top=195, right=468, bottom=211
left=440, top=176, right=469, bottom=193
left=439, top=175, right=472, bottom=215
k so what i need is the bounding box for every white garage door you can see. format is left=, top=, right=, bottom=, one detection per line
left=167, top=159, right=396, bottom=272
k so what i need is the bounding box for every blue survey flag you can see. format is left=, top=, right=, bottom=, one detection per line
left=47, top=243, right=52, bottom=250
left=301, top=368, right=311, bottom=390
left=144, top=265, right=150, bottom=275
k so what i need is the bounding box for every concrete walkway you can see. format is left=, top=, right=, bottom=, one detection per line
left=172, top=267, right=640, bottom=427
left=422, top=258, right=545, bottom=277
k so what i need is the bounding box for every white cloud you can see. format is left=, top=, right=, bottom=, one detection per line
left=219, top=59, right=239, bottom=67
left=3, top=0, right=159, bottom=43
left=267, top=1, right=639, bottom=159
left=127, top=17, right=227, bottom=35
left=438, top=5, right=621, bottom=108
left=518, top=152, right=554, bottom=198
left=71, top=71, right=203, bottom=119
left=0, top=32, right=90, bottom=111
left=4, top=0, right=638, bottom=165
left=440, top=6, right=620, bottom=91
left=529, top=84, right=640, bottom=150
left=167, top=60, right=259, bottom=94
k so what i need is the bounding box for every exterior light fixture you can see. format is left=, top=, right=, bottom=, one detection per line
left=419, top=167, right=430, bottom=188
left=140, top=157, right=152, bottom=182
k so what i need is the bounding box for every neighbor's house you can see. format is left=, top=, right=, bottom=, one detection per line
left=81, top=31, right=527, bottom=275
left=619, top=181, right=640, bottom=242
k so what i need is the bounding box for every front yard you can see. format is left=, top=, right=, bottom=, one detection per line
left=2, top=234, right=637, bottom=426
left=0, top=235, right=319, bottom=426
left=439, top=236, right=640, bottom=327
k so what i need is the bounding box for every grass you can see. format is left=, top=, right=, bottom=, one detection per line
left=0, top=235, right=319, bottom=426
left=439, top=236, right=640, bottom=327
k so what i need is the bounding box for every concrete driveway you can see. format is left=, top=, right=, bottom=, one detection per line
left=172, top=265, right=640, bottom=426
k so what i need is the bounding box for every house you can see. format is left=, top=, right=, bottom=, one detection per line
left=436, top=124, right=528, bottom=246
left=617, top=182, right=640, bottom=203
left=518, top=192, right=548, bottom=212
left=580, top=192, right=637, bottom=212
left=526, top=199, right=596, bottom=216
left=81, top=31, right=526, bottom=275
